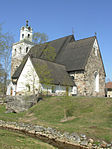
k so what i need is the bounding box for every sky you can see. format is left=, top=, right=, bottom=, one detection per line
left=0, top=0, right=112, bottom=80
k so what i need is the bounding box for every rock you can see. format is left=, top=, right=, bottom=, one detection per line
left=101, top=141, right=107, bottom=148
left=70, top=132, right=81, bottom=143
left=80, top=134, right=87, bottom=140
left=88, top=138, right=94, bottom=144
left=92, top=144, right=97, bottom=149
left=47, top=127, right=55, bottom=134
left=107, top=144, right=111, bottom=148
left=80, top=140, right=88, bottom=146
left=88, top=143, right=93, bottom=148
left=34, top=126, right=45, bottom=132
left=80, top=134, right=86, bottom=138
left=5, top=95, right=37, bottom=113
left=63, top=132, right=70, bottom=140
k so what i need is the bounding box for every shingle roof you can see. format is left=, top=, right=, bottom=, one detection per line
left=55, top=36, right=96, bottom=71
left=31, top=58, right=74, bottom=86
left=28, top=35, right=74, bottom=60
left=106, top=82, right=112, bottom=89
left=12, top=35, right=100, bottom=86
left=27, top=35, right=96, bottom=71
left=12, top=56, right=74, bottom=86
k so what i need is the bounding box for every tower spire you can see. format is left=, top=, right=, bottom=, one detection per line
left=20, top=21, right=33, bottom=41
left=26, top=20, right=29, bottom=28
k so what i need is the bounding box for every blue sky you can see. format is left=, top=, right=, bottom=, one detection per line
left=0, top=0, right=112, bottom=80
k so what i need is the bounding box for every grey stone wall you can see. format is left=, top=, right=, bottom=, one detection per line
left=74, top=71, right=85, bottom=96
left=72, top=46, right=105, bottom=97
left=11, top=58, right=23, bottom=76
left=84, top=47, right=105, bottom=97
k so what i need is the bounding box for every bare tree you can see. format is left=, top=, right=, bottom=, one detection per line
left=32, top=32, right=48, bottom=44
left=0, top=24, right=14, bottom=95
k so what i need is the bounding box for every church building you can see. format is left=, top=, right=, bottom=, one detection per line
left=7, top=21, right=106, bottom=97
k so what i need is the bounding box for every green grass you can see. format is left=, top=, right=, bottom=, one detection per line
left=0, top=129, right=56, bottom=149
left=0, top=96, right=112, bottom=142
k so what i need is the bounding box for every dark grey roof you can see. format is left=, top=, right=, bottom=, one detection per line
left=31, top=58, right=74, bottom=86
left=28, top=35, right=74, bottom=60
left=28, top=35, right=96, bottom=71
left=12, top=35, right=103, bottom=86
left=12, top=57, right=74, bottom=86
left=56, top=36, right=96, bottom=71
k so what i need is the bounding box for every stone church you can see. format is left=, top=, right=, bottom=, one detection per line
left=7, top=21, right=106, bottom=96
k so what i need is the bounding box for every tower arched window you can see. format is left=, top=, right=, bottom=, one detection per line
left=22, top=34, right=24, bottom=38
left=94, top=71, right=99, bottom=92
left=28, top=34, right=30, bottom=38
left=26, top=47, right=28, bottom=53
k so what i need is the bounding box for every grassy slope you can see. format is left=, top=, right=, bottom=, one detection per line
left=0, top=129, right=56, bottom=149
left=0, top=96, right=112, bottom=142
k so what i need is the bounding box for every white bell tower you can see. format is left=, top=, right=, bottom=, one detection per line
left=20, top=20, right=33, bottom=42
left=11, top=21, right=34, bottom=76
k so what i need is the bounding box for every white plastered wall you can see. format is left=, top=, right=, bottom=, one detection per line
left=16, top=57, right=40, bottom=95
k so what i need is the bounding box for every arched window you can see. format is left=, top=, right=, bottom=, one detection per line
left=28, top=34, right=30, bottom=38
left=26, top=47, right=28, bottom=53
left=94, top=48, right=97, bottom=56
left=22, top=34, right=24, bottom=38
left=94, top=71, right=99, bottom=92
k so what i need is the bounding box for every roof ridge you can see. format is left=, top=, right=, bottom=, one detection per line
left=75, top=36, right=96, bottom=42
left=47, top=34, right=73, bottom=43
left=31, top=57, right=66, bottom=67
left=30, top=35, right=74, bottom=49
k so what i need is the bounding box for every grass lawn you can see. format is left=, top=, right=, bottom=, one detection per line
left=0, top=96, right=112, bottom=142
left=0, top=129, right=56, bottom=149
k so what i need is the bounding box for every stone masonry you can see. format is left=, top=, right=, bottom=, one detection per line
left=73, top=40, right=105, bottom=97
left=84, top=47, right=105, bottom=96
